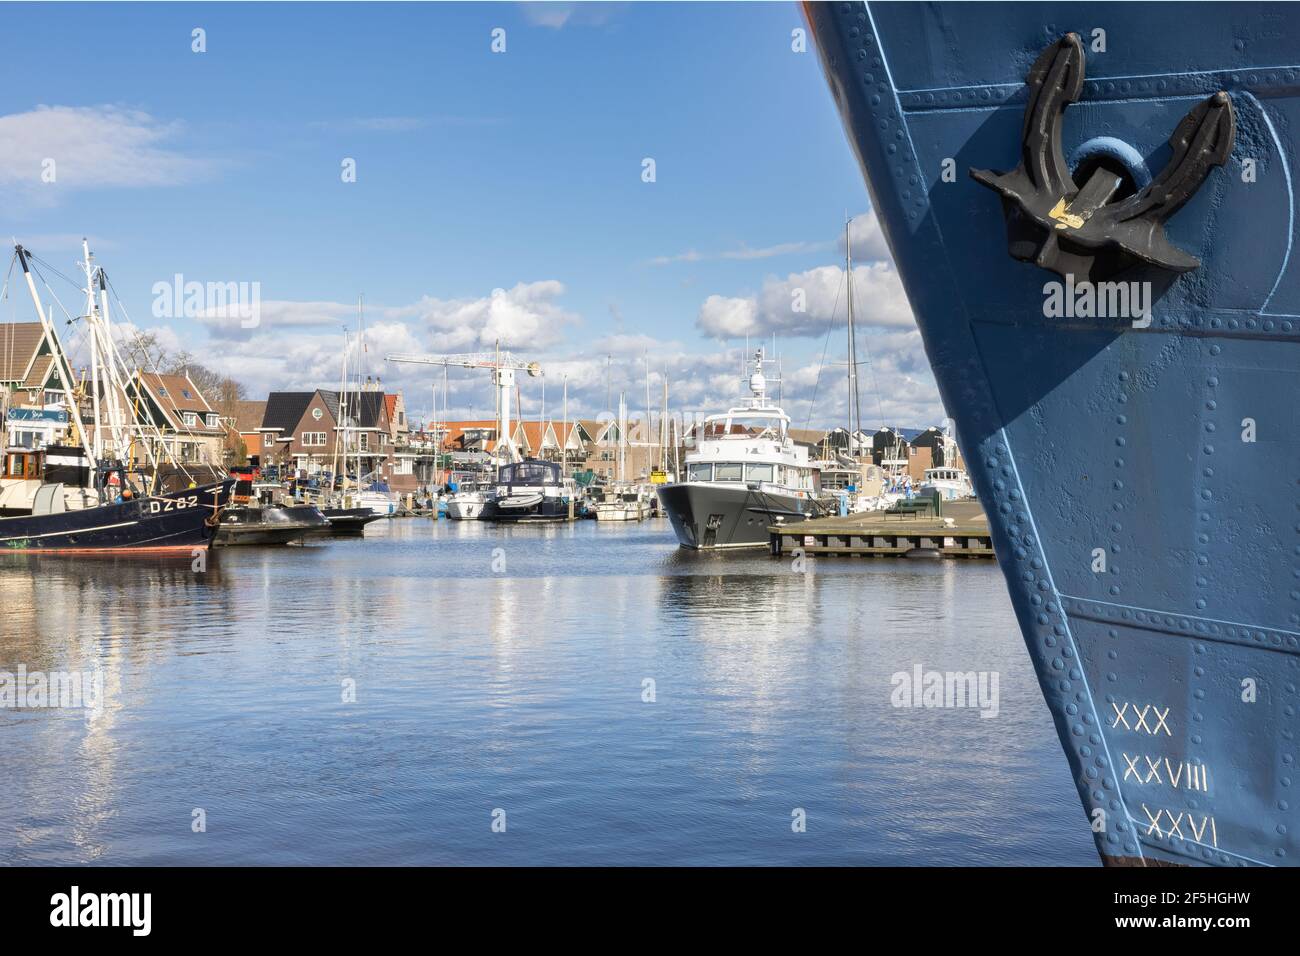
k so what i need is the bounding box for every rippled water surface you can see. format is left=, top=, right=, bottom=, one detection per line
left=0, top=517, right=1095, bottom=865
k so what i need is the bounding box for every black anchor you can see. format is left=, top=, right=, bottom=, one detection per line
left=972, top=33, right=1235, bottom=283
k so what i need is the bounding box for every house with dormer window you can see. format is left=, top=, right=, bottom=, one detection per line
left=121, top=372, right=225, bottom=466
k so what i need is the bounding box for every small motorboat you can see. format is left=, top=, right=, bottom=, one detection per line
left=320, top=507, right=384, bottom=534
left=214, top=503, right=329, bottom=546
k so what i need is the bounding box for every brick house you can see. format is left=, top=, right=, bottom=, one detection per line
left=258, top=389, right=420, bottom=489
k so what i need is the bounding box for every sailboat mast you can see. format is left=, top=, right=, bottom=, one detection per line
left=332, top=327, right=348, bottom=496
left=82, top=240, right=103, bottom=461
left=845, top=217, right=861, bottom=453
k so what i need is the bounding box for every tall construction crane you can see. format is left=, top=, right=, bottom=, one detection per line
left=386, top=343, right=541, bottom=463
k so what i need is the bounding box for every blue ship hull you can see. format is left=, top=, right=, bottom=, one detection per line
left=807, top=2, right=1300, bottom=865
left=0, top=480, right=233, bottom=553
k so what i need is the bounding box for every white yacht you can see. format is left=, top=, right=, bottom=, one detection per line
left=658, top=349, right=821, bottom=549
left=919, top=466, right=974, bottom=501
left=353, top=482, right=397, bottom=516
left=593, top=482, right=652, bottom=522
left=445, top=479, right=488, bottom=520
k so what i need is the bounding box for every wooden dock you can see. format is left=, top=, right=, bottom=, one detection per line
left=768, top=500, right=995, bottom=559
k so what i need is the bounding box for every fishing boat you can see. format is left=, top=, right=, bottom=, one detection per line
left=918, top=467, right=974, bottom=502
left=806, top=1, right=1298, bottom=866
left=0, top=244, right=232, bottom=553
left=658, top=349, right=821, bottom=549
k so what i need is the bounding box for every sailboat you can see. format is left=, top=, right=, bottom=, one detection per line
left=0, top=243, right=232, bottom=553
left=318, top=305, right=395, bottom=524
left=593, top=394, right=652, bottom=521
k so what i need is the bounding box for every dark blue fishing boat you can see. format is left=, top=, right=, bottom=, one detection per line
left=0, top=463, right=232, bottom=553
left=806, top=1, right=1299, bottom=866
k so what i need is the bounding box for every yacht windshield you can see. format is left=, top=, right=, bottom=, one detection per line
left=498, top=461, right=559, bottom=485
left=701, top=414, right=784, bottom=440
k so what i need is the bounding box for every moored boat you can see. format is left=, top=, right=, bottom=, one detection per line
left=658, top=349, right=821, bottom=549
left=480, top=459, right=576, bottom=522
left=806, top=0, right=1298, bottom=866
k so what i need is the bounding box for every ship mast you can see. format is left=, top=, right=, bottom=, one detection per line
left=845, top=217, right=862, bottom=456
left=15, top=245, right=97, bottom=472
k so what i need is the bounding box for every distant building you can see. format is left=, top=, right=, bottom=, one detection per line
left=259, top=389, right=425, bottom=490
left=226, top=400, right=267, bottom=464
left=125, top=372, right=225, bottom=466
left=0, top=322, right=70, bottom=449
left=909, top=425, right=965, bottom=471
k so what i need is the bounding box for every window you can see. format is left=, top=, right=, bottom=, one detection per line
left=264, top=434, right=275, bottom=448
left=206, top=414, right=220, bottom=429
left=301, top=432, right=326, bottom=447
left=745, top=463, right=774, bottom=482
left=687, top=463, right=713, bottom=482
left=358, top=433, right=369, bottom=451
left=183, top=412, right=198, bottom=427
left=714, top=462, right=743, bottom=482
left=182, top=389, right=193, bottom=400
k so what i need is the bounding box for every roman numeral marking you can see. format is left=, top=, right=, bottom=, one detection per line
left=1121, top=754, right=1211, bottom=793
left=1140, top=805, right=1218, bottom=848
left=1111, top=701, right=1173, bottom=735
left=1112, top=702, right=1130, bottom=729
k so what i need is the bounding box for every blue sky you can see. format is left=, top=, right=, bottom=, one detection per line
left=0, top=1, right=942, bottom=428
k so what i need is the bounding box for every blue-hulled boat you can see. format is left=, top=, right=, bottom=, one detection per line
left=806, top=1, right=1300, bottom=866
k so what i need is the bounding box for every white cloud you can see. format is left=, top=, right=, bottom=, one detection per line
left=838, top=209, right=891, bottom=262
left=648, top=249, right=704, bottom=266
left=648, top=240, right=829, bottom=267
left=695, top=295, right=758, bottom=338
left=590, top=332, right=682, bottom=356
left=519, top=2, right=623, bottom=29
left=720, top=241, right=828, bottom=261
left=0, top=105, right=213, bottom=197
left=195, top=280, right=579, bottom=352
left=399, top=280, right=579, bottom=351
left=696, top=261, right=914, bottom=339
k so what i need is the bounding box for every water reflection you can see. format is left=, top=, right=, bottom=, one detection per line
left=0, top=518, right=1095, bottom=865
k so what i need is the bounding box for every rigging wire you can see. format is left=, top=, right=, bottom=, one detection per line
left=847, top=264, right=888, bottom=429
left=802, top=269, right=843, bottom=433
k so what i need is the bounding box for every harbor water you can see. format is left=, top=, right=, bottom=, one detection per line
left=0, top=519, right=1095, bottom=865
